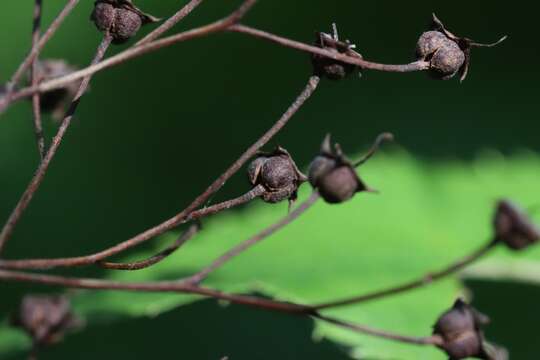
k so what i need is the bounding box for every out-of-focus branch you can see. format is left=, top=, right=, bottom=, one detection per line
left=0, top=0, right=80, bottom=113
left=30, top=0, right=46, bottom=160
left=0, top=34, right=114, bottom=255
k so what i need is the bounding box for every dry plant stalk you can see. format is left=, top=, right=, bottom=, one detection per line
left=0, top=1, right=523, bottom=359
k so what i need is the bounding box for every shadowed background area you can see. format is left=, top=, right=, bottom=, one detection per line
left=0, top=0, right=538, bottom=359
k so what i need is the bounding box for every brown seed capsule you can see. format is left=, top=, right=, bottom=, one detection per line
left=493, top=200, right=540, bottom=250
left=311, top=24, right=359, bottom=80
left=430, top=40, right=466, bottom=79
left=308, top=135, right=369, bottom=204
left=29, top=60, right=81, bottom=121
left=433, top=299, right=490, bottom=360
left=416, top=31, right=450, bottom=60
left=415, top=14, right=506, bottom=81
left=248, top=147, right=307, bottom=204
left=91, top=0, right=160, bottom=44
left=10, top=295, right=81, bottom=346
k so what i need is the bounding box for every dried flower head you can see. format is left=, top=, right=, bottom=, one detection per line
left=30, top=60, right=80, bottom=121
left=91, top=0, right=160, bottom=43
left=10, top=295, right=81, bottom=347
left=433, top=299, right=503, bottom=360
left=416, top=14, right=506, bottom=81
left=308, top=135, right=371, bottom=204
left=248, top=147, right=307, bottom=204
left=312, top=24, right=360, bottom=80
left=493, top=200, right=540, bottom=250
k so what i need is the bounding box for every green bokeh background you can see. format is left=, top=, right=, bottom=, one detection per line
left=0, top=0, right=539, bottom=359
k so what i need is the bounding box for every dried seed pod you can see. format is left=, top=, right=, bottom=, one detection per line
left=308, top=135, right=369, bottom=204
left=416, top=31, right=450, bottom=60
left=29, top=60, right=80, bottom=121
left=248, top=147, right=307, bottom=204
left=10, top=295, right=81, bottom=347
left=91, top=0, right=160, bottom=43
left=493, top=200, right=540, bottom=250
left=433, top=299, right=490, bottom=360
left=415, top=14, right=506, bottom=81
left=429, top=40, right=466, bottom=79
left=311, top=24, right=360, bottom=80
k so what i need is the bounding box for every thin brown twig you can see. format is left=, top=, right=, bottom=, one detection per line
left=186, top=185, right=267, bottom=222
left=230, top=24, right=430, bottom=73
left=354, top=132, right=394, bottom=167
left=99, top=223, right=201, bottom=271
left=0, top=34, right=113, bottom=255
left=98, top=185, right=266, bottom=271
left=0, top=75, right=319, bottom=270
left=314, top=314, right=444, bottom=346
left=136, top=0, right=205, bottom=46
left=0, top=0, right=80, bottom=113
left=186, top=192, right=321, bottom=285
left=0, top=267, right=445, bottom=349
left=0, top=269, right=312, bottom=314
left=313, top=240, right=497, bottom=310
left=30, top=0, right=46, bottom=160
left=4, top=15, right=431, bottom=108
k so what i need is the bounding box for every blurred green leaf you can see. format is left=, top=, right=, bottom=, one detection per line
left=2, top=151, right=532, bottom=359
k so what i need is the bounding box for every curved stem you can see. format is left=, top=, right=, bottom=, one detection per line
left=98, top=186, right=266, bottom=271
left=0, top=34, right=113, bottom=255
left=186, top=192, right=320, bottom=285
left=99, top=223, right=201, bottom=270
left=313, top=240, right=497, bottom=310
left=315, top=314, right=443, bottom=346
left=229, top=24, right=430, bottom=73
left=0, top=75, right=318, bottom=269
left=136, top=0, right=205, bottom=45
left=354, top=132, right=394, bottom=167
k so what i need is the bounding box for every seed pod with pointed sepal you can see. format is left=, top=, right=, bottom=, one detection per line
left=493, top=200, right=540, bottom=250
left=308, top=135, right=371, bottom=204
left=29, top=60, right=80, bottom=121
left=248, top=147, right=307, bottom=204
left=311, top=24, right=360, bottom=80
left=415, top=14, right=506, bottom=81
left=10, top=295, right=81, bottom=346
left=91, top=0, right=160, bottom=43
left=433, top=299, right=507, bottom=360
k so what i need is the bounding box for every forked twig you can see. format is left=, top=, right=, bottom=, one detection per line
left=99, top=223, right=201, bottom=271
